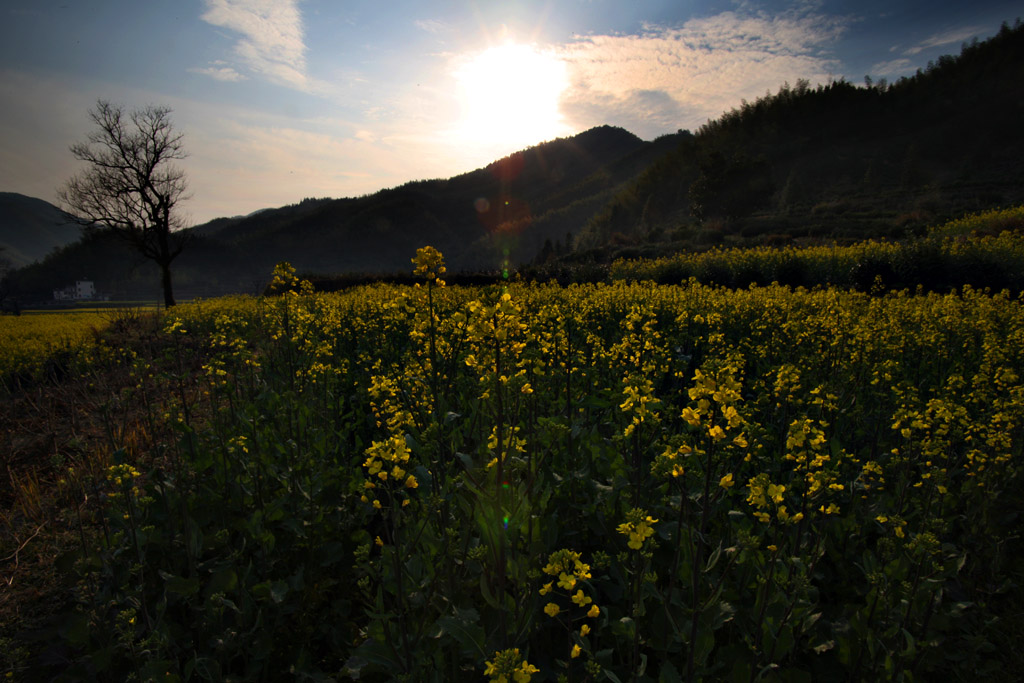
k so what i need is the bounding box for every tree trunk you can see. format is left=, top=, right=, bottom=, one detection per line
left=161, top=261, right=176, bottom=308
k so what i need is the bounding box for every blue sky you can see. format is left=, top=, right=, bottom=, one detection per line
left=0, top=0, right=1018, bottom=224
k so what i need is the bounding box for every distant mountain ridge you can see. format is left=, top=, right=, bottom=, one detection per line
left=0, top=193, right=81, bottom=268
left=8, top=125, right=666, bottom=298
left=187, top=125, right=658, bottom=274
left=7, top=19, right=1024, bottom=300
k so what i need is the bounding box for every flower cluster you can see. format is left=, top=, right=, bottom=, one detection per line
left=746, top=473, right=802, bottom=524
left=106, top=463, right=142, bottom=500
left=483, top=648, right=540, bottom=683
left=411, top=245, right=446, bottom=284
left=361, top=375, right=419, bottom=510
left=617, top=508, right=658, bottom=550
left=540, top=549, right=601, bottom=620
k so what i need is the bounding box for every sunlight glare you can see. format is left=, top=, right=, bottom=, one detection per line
left=453, top=43, right=570, bottom=150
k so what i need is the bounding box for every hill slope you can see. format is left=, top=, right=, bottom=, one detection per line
left=195, top=125, right=662, bottom=275
left=0, top=193, right=81, bottom=268
left=574, top=20, right=1024, bottom=257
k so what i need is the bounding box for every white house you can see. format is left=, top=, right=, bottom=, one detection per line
left=53, top=280, right=96, bottom=301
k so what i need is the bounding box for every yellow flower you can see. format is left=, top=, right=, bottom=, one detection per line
left=484, top=648, right=538, bottom=683
left=767, top=544, right=778, bottom=552
left=405, top=474, right=418, bottom=489
left=571, top=644, right=582, bottom=659
left=539, top=582, right=553, bottom=596
left=719, top=473, right=735, bottom=488
left=544, top=602, right=561, bottom=617
left=587, top=604, right=600, bottom=618
left=514, top=662, right=539, bottom=683
left=571, top=589, right=592, bottom=606
left=580, top=624, right=591, bottom=636
left=681, top=406, right=701, bottom=426
left=557, top=572, right=576, bottom=590
left=375, top=536, right=384, bottom=546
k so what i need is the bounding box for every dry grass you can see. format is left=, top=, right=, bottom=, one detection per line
left=0, top=311, right=205, bottom=678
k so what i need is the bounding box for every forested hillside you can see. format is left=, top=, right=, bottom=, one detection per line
left=573, top=20, right=1024, bottom=259
left=7, top=20, right=1023, bottom=301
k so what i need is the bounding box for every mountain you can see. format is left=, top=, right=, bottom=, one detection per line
left=8, top=125, right=667, bottom=299
left=8, top=19, right=1024, bottom=300
left=573, top=20, right=1024, bottom=257
left=0, top=193, right=82, bottom=268
left=187, top=125, right=664, bottom=275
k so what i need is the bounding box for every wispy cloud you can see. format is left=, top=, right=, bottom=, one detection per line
left=199, top=0, right=310, bottom=90
left=904, top=26, right=982, bottom=55
left=870, top=58, right=914, bottom=76
left=189, top=62, right=248, bottom=82
left=555, top=9, right=849, bottom=136
left=415, top=19, right=449, bottom=34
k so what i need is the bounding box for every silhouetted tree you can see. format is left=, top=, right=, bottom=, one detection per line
left=59, top=100, right=190, bottom=307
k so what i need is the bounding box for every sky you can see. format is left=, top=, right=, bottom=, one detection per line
left=0, top=0, right=1019, bottom=225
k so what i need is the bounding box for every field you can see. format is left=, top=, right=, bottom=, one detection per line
left=2, top=236, right=1024, bottom=681
left=0, top=310, right=111, bottom=388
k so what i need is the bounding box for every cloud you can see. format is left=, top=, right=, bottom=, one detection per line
left=904, top=26, right=982, bottom=55
left=561, top=87, right=695, bottom=136
left=199, top=0, right=310, bottom=90
left=870, top=58, right=914, bottom=76
left=189, top=62, right=248, bottom=82
left=554, top=9, right=849, bottom=136
left=415, top=19, right=449, bottom=34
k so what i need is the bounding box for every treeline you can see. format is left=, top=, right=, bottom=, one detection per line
left=574, top=19, right=1024, bottom=256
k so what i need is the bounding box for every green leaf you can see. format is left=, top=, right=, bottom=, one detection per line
left=252, top=579, right=288, bottom=604
left=603, top=669, right=624, bottom=683
left=435, top=609, right=487, bottom=659
left=159, top=570, right=201, bottom=598
left=773, top=625, right=795, bottom=661
left=479, top=573, right=501, bottom=608
left=659, top=659, right=683, bottom=683
left=345, top=637, right=404, bottom=674
left=695, top=625, right=715, bottom=668
left=204, top=567, right=238, bottom=597
left=705, top=541, right=723, bottom=573
left=455, top=452, right=475, bottom=472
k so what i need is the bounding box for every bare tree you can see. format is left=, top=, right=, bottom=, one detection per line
left=59, top=100, right=190, bottom=307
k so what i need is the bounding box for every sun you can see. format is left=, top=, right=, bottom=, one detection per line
left=453, top=43, right=571, bottom=150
